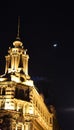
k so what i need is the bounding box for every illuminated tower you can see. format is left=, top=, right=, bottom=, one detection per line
left=0, top=18, right=55, bottom=130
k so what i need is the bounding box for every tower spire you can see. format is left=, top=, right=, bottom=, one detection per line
left=16, top=16, right=20, bottom=40
left=13, top=16, right=23, bottom=47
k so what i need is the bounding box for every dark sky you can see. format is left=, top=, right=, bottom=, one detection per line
left=0, top=2, right=74, bottom=130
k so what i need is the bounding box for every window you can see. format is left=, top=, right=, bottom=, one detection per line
left=15, top=87, right=30, bottom=101
left=0, top=87, right=6, bottom=95
left=2, top=88, right=5, bottom=95
left=20, top=89, right=24, bottom=100
left=15, top=88, right=19, bottom=98
left=1, top=101, right=5, bottom=109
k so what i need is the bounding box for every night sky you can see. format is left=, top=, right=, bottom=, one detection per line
left=0, top=2, right=74, bottom=130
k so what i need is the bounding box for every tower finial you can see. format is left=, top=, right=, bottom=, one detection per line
left=13, top=16, right=23, bottom=47
left=16, top=16, right=20, bottom=40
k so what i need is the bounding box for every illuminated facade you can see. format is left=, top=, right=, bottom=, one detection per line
left=0, top=21, right=58, bottom=130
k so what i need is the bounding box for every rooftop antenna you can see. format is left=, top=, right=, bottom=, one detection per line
left=16, top=16, right=20, bottom=40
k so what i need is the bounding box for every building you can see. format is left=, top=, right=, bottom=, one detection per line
left=0, top=19, right=60, bottom=130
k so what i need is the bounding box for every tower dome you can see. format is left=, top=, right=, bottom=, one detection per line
left=13, top=40, right=23, bottom=47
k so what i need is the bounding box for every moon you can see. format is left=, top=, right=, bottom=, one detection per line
left=53, top=43, right=58, bottom=47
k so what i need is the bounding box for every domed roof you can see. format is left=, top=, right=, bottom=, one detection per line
left=13, top=40, right=23, bottom=47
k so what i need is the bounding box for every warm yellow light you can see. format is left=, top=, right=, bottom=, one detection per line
left=5, top=102, right=15, bottom=110
left=23, top=80, right=34, bottom=86
left=0, top=78, right=7, bottom=81
left=13, top=40, right=23, bottom=47
left=29, top=106, right=34, bottom=114
left=25, top=104, right=34, bottom=115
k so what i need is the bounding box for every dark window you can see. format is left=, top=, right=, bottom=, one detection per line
left=15, top=87, right=29, bottom=101
left=24, top=89, right=29, bottom=101
left=20, top=89, right=24, bottom=100
left=15, top=88, right=19, bottom=98
left=15, top=88, right=24, bottom=100
left=2, top=88, right=5, bottom=95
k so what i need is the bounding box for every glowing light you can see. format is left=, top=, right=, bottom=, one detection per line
left=53, top=43, right=58, bottom=47
left=0, top=78, right=7, bottom=81
left=5, top=101, right=15, bottom=110
left=49, top=41, right=60, bottom=48
left=25, top=104, right=34, bottom=115
left=29, top=106, right=34, bottom=114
